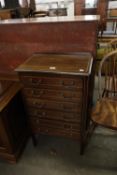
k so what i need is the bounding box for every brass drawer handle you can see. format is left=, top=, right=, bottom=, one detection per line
left=61, top=80, right=75, bottom=86
left=60, top=104, right=70, bottom=110
left=45, top=129, right=48, bottom=133
left=64, top=124, right=72, bottom=129
left=33, top=102, right=45, bottom=108
left=29, top=78, right=42, bottom=85
left=36, top=119, right=40, bottom=124
left=62, top=115, right=70, bottom=120
left=35, top=111, right=46, bottom=117
left=42, top=112, right=46, bottom=116
left=31, top=90, right=44, bottom=96
left=61, top=93, right=73, bottom=98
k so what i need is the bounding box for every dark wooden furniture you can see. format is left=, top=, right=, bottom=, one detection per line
left=16, top=53, right=93, bottom=154
left=75, top=0, right=85, bottom=16
left=0, top=9, right=17, bottom=19
left=75, top=0, right=108, bottom=36
left=0, top=15, right=99, bottom=81
left=97, top=0, right=109, bottom=36
left=0, top=80, right=28, bottom=163
left=16, top=7, right=31, bottom=18
left=0, top=9, right=12, bottom=19
left=82, top=8, right=97, bottom=15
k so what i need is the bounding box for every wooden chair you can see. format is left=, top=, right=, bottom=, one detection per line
left=96, top=38, right=117, bottom=75
left=0, top=9, right=12, bottom=20
left=109, top=38, right=117, bottom=50
left=91, top=50, right=117, bottom=130
left=98, top=38, right=117, bottom=59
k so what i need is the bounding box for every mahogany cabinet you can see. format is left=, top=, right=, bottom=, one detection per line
left=0, top=81, right=28, bottom=163
left=16, top=53, right=93, bottom=154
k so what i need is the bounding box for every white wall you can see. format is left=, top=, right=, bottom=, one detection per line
left=35, top=0, right=74, bottom=16
left=108, top=1, right=117, bottom=9
left=0, top=0, right=5, bottom=7
left=85, top=0, right=97, bottom=8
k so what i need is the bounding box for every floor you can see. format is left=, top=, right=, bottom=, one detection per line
left=0, top=127, right=117, bottom=175
left=0, top=77, right=117, bottom=175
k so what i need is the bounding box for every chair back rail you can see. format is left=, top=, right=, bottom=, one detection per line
left=98, top=50, right=117, bottom=99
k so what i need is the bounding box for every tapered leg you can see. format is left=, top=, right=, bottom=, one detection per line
left=31, top=134, right=37, bottom=146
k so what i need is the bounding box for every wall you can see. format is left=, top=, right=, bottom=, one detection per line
left=35, top=0, right=74, bottom=17
left=108, top=1, right=117, bottom=9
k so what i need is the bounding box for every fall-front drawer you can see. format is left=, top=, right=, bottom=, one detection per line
left=20, top=76, right=83, bottom=90
left=29, top=117, right=80, bottom=131
left=25, top=98, right=82, bottom=112
left=23, top=88, right=82, bottom=102
left=31, top=126, right=80, bottom=139
left=27, top=108, right=81, bottom=122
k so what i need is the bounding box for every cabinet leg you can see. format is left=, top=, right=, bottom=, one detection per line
left=80, top=122, right=97, bottom=155
left=80, top=142, right=85, bottom=155
left=80, top=150, right=83, bottom=155
left=32, top=134, right=37, bottom=146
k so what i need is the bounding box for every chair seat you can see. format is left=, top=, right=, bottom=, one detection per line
left=91, top=98, right=117, bottom=130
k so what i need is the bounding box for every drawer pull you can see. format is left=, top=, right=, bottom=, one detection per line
left=35, top=111, right=46, bottom=117
left=60, top=104, right=70, bottom=110
left=30, top=78, right=42, bottom=85
left=32, top=90, right=44, bottom=96
left=62, top=115, right=71, bottom=120
left=61, top=80, right=75, bottom=86
left=33, top=102, right=45, bottom=108
left=42, top=112, right=46, bottom=116
left=45, top=129, right=48, bottom=133
left=36, top=119, right=40, bottom=124
left=61, top=93, right=73, bottom=99
left=64, top=124, right=72, bottom=129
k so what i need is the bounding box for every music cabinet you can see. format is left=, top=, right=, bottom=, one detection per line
left=16, top=53, right=93, bottom=154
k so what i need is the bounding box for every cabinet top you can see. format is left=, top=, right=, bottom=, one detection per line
left=0, top=15, right=100, bottom=25
left=16, top=53, right=93, bottom=76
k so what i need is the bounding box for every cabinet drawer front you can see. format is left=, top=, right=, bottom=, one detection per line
left=29, top=117, right=80, bottom=131
left=25, top=98, right=81, bottom=112
left=20, top=76, right=83, bottom=90
left=27, top=108, right=81, bottom=122
left=23, top=88, right=82, bottom=102
left=30, top=125, right=80, bottom=140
